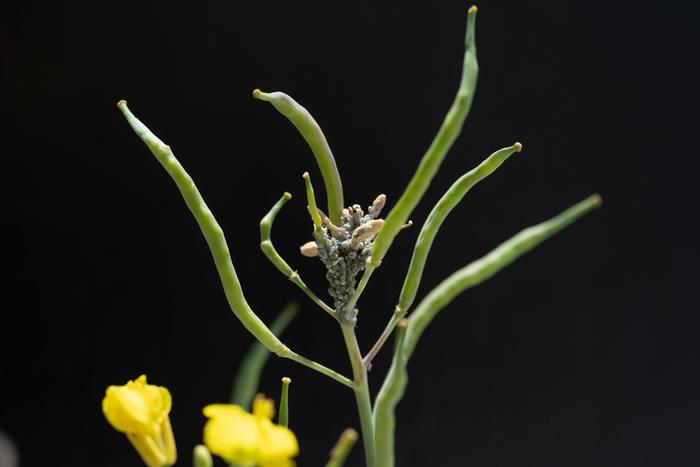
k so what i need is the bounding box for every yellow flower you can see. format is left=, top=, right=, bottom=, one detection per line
left=203, top=394, right=299, bottom=467
left=102, top=375, right=177, bottom=467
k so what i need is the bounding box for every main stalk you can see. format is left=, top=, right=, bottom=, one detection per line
left=341, top=322, right=376, bottom=467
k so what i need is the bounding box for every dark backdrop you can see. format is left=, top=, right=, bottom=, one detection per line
left=3, top=0, right=699, bottom=466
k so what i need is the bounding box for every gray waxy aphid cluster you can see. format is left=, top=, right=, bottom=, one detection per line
left=303, top=195, right=386, bottom=323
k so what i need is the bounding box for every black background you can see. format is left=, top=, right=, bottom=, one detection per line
left=3, top=0, right=700, bottom=466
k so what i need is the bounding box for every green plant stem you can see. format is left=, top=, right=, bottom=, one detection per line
left=372, top=320, right=408, bottom=467
left=340, top=323, right=376, bottom=467
left=363, top=306, right=405, bottom=368
left=284, top=350, right=354, bottom=389
left=118, top=100, right=352, bottom=389
left=369, top=7, right=478, bottom=268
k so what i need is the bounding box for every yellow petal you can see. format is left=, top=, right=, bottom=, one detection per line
left=252, top=394, right=275, bottom=420
left=127, top=432, right=167, bottom=467
left=202, top=403, right=298, bottom=466
left=257, top=418, right=299, bottom=461
left=160, top=415, right=177, bottom=464
left=102, top=375, right=177, bottom=466
left=203, top=404, right=259, bottom=465
left=102, top=375, right=172, bottom=436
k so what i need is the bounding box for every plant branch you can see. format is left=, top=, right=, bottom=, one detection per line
left=340, top=323, right=376, bottom=467
left=372, top=319, right=408, bottom=467
left=363, top=306, right=405, bottom=368
left=342, top=265, right=375, bottom=320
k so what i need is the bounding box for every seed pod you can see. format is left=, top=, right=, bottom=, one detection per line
left=300, top=241, right=319, bottom=257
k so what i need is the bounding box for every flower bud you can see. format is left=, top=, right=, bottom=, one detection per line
left=299, top=241, right=319, bottom=257
left=351, top=219, right=385, bottom=243
left=368, top=194, right=386, bottom=217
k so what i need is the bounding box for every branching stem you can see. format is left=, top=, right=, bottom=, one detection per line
left=340, top=323, right=376, bottom=467
left=363, top=306, right=406, bottom=368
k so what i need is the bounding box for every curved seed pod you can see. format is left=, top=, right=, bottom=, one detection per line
left=403, top=194, right=602, bottom=359
left=373, top=195, right=601, bottom=467
left=369, top=6, right=479, bottom=268
left=254, top=89, right=345, bottom=224
left=259, top=194, right=333, bottom=315
left=398, top=143, right=521, bottom=313
left=118, top=101, right=351, bottom=388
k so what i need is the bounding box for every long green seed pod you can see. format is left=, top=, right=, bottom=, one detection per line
left=373, top=320, right=408, bottom=467
left=230, top=302, right=299, bottom=408
left=398, top=143, right=521, bottom=313
left=369, top=6, right=479, bottom=268
left=278, top=377, right=291, bottom=427
left=254, top=89, right=345, bottom=224
left=259, top=193, right=334, bottom=316
left=373, top=195, right=600, bottom=465
left=403, top=194, right=602, bottom=359
left=118, top=101, right=352, bottom=389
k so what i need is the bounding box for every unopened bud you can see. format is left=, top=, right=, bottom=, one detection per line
left=351, top=219, right=385, bottom=243
left=319, top=209, right=349, bottom=239
left=369, top=194, right=386, bottom=217
left=300, top=241, right=319, bottom=257
left=193, top=445, right=213, bottom=467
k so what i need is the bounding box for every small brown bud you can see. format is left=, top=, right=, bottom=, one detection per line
left=351, top=219, right=385, bottom=243
left=369, top=194, right=387, bottom=217
left=300, top=241, right=319, bottom=257
left=318, top=209, right=349, bottom=238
